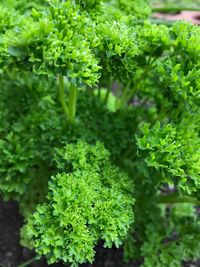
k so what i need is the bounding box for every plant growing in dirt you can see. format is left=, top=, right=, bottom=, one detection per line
left=0, top=0, right=200, bottom=266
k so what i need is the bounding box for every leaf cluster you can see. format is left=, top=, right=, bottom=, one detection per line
left=0, top=0, right=200, bottom=266
left=24, top=141, right=134, bottom=265
left=136, top=119, right=200, bottom=194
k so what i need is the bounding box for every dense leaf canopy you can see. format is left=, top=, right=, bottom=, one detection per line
left=0, top=0, right=199, bottom=266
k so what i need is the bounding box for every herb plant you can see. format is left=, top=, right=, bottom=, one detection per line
left=0, top=0, right=200, bottom=266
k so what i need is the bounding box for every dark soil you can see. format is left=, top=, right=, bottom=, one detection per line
left=0, top=199, right=22, bottom=267
left=0, top=199, right=199, bottom=267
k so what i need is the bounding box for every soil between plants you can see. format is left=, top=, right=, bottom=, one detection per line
left=0, top=198, right=199, bottom=267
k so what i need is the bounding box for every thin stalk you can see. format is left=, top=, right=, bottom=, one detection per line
left=132, top=19, right=175, bottom=26
left=152, top=6, right=200, bottom=13
left=98, top=86, right=101, bottom=98
left=115, top=84, right=122, bottom=110
left=121, top=146, right=134, bottom=159
left=123, top=85, right=138, bottom=107
left=18, top=256, right=38, bottom=267
left=68, top=83, right=78, bottom=124
left=104, top=76, right=112, bottom=104
left=124, top=59, right=157, bottom=105
left=104, top=88, right=110, bottom=104
left=159, top=193, right=200, bottom=205
left=149, top=18, right=175, bottom=26
left=58, top=74, right=68, bottom=119
left=116, top=81, right=131, bottom=110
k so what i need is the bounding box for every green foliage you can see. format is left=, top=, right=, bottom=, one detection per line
left=0, top=68, right=143, bottom=218
left=76, top=0, right=103, bottom=10
left=0, top=0, right=200, bottom=266
left=108, top=0, right=151, bottom=18
left=3, top=0, right=99, bottom=85
left=23, top=141, right=134, bottom=265
left=141, top=204, right=200, bottom=267
left=0, top=70, right=63, bottom=201
left=136, top=119, right=200, bottom=194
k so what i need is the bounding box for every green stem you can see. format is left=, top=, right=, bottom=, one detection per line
left=115, top=84, right=122, bottom=110
left=124, top=59, right=157, bottom=105
left=132, top=18, right=175, bottom=26
left=58, top=74, right=68, bottom=119
left=152, top=6, right=200, bottom=13
left=121, top=146, right=134, bottom=159
left=104, top=88, right=110, bottom=104
left=58, top=75, right=78, bottom=123
left=116, top=81, right=131, bottom=110
left=98, top=86, right=101, bottom=98
left=104, top=76, right=113, bottom=104
left=68, top=83, right=78, bottom=124
left=150, top=18, right=175, bottom=26
left=159, top=193, right=200, bottom=205
left=18, top=256, right=38, bottom=267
